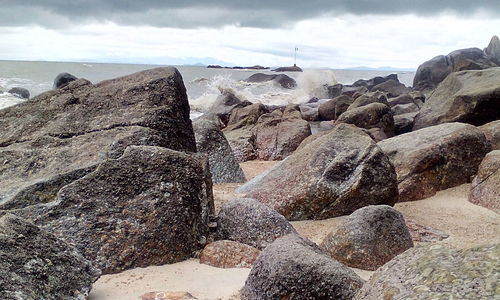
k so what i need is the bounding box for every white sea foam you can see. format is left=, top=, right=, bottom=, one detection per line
left=0, top=92, right=25, bottom=110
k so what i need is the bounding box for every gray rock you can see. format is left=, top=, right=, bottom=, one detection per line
left=4, top=146, right=212, bottom=274
left=414, top=68, right=500, bottom=130
left=388, top=94, right=424, bottom=109
left=238, top=124, right=398, bottom=220
left=321, top=205, right=413, bottom=271
left=337, top=102, right=395, bottom=138
left=244, top=73, right=297, bottom=89
left=53, top=72, right=78, bottom=89
left=484, top=35, right=500, bottom=65
left=218, top=198, right=296, bottom=249
left=479, top=120, right=500, bottom=150
left=394, top=112, right=419, bottom=135
left=0, top=67, right=196, bottom=208
left=354, top=244, right=500, bottom=300
left=272, top=66, right=303, bottom=72
left=391, top=103, right=419, bottom=115
left=193, top=118, right=245, bottom=183
left=206, top=88, right=252, bottom=126
left=0, top=214, right=100, bottom=300
left=378, top=122, right=490, bottom=202
left=371, top=79, right=411, bottom=98
left=347, top=92, right=388, bottom=110
left=413, top=48, right=498, bottom=92
left=298, top=103, right=319, bottom=121
left=318, top=95, right=354, bottom=121
left=241, top=234, right=365, bottom=300
left=8, top=87, right=30, bottom=99
left=352, top=74, right=398, bottom=90
left=469, top=150, right=500, bottom=213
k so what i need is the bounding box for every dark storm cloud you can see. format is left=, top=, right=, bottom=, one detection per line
left=1, top=0, right=499, bottom=28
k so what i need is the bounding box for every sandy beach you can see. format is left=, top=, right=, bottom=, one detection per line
left=89, top=160, right=499, bottom=300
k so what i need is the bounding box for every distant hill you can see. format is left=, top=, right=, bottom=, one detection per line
left=344, top=66, right=416, bottom=72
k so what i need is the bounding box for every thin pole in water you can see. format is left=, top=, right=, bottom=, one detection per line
left=294, top=47, right=298, bottom=67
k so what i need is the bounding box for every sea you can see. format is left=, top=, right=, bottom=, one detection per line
left=0, top=60, right=415, bottom=114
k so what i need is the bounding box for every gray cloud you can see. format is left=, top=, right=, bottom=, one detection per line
left=1, top=1, right=499, bottom=28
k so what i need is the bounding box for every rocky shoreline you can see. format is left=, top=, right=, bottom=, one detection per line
left=1, top=36, right=499, bottom=300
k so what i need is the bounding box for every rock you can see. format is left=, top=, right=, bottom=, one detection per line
left=321, top=205, right=413, bottom=271
left=479, top=120, right=500, bottom=150
left=218, top=198, right=296, bottom=249
left=238, top=124, right=398, bottom=220
left=371, top=79, right=411, bottom=97
left=388, top=94, right=424, bottom=108
left=253, top=105, right=311, bottom=160
left=341, top=85, right=368, bottom=97
left=391, top=103, right=419, bottom=115
left=337, top=103, right=395, bottom=138
left=53, top=72, right=78, bottom=89
left=347, top=92, right=389, bottom=110
left=405, top=219, right=449, bottom=242
left=469, top=150, right=500, bottom=213
left=413, top=48, right=498, bottom=92
left=326, top=83, right=343, bottom=98
left=0, top=67, right=196, bottom=208
left=354, top=244, right=500, bottom=300
left=193, top=118, right=246, bottom=183
left=199, top=240, right=260, bottom=268
left=7, top=87, right=30, bottom=99
left=272, top=66, right=303, bottom=72
left=225, top=103, right=268, bottom=131
left=298, top=103, right=319, bottom=121
left=223, top=127, right=257, bottom=162
left=394, top=112, right=419, bottom=135
left=484, top=35, right=500, bottom=65
left=244, top=73, right=297, bottom=89
left=318, top=95, right=354, bottom=121
left=0, top=214, right=100, bottom=300
left=241, top=234, right=365, bottom=300
left=207, top=89, right=252, bottom=126
left=5, top=146, right=213, bottom=274
left=378, top=122, right=490, bottom=202
left=413, top=68, right=500, bottom=130
left=352, top=74, right=398, bottom=90
left=141, top=291, right=198, bottom=300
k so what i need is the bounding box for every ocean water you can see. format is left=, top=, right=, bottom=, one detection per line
left=0, top=60, right=415, bottom=112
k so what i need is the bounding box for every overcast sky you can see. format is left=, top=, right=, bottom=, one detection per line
left=1, top=1, right=499, bottom=69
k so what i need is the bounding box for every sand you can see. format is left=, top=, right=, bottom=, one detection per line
left=89, top=160, right=499, bottom=300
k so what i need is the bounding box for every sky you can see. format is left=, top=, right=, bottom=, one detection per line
left=0, top=1, right=499, bottom=69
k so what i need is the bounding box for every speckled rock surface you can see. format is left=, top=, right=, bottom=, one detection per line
left=354, top=243, right=500, bottom=300
left=218, top=198, right=296, bottom=249
left=241, top=234, right=365, bottom=300
left=479, top=120, right=500, bottom=150
left=238, top=124, right=398, bottom=220
left=5, top=146, right=213, bottom=274
left=199, top=240, right=260, bottom=268
left=378, top=122, right=490, bottom=202
left=0, top=214, right=100, bottom=300
left=321, top=205, right=413, bottom=271
left=193, top=118, right=246, bottom=183
left=469, top=150, right=500, bottom=213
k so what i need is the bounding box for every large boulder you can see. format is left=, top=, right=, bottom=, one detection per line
left=4, top=146, right=212, bottom=274
left=8, top=87, right=30, bottom=99
left=354, top=244, right=500, bottom=300
left=413, top=48, right=498, bottom=92
left=337, top=102, right=395, bottom=139
left=0, top=214, right=100, bottom=300
left=347, top=92, right=388, bottom=110
left=0, top=67, right=196, bottom=209
left=193, top=118, right=245, bottom=183
left=479, top=120, right=500, bottom=150
left=413, top=68, right=500, bottom=130
left=53, top=72, right=78, bottom=89
left=241, top=234, right=365, bottom=300
left=394, top=112, right=419, bottom=135
left=484, top=35, right=500, bottom=65
left=321, top=205, right=413, bottom=271
left=272, top=66, right=303, bottom=72
left=217, top=198, right=296, bottom=249
left=469, top=150, right=500, bottom=213
left=378, top=122, right=490, bottom=202
left=318, top=95, right=354, bottom=121
left=298, top=103, right=319, bottom=121
left=371, top=79, right=411, bottom=98
left=244, top=73, right=297, bottom=89
left=206, top=89, right=252, bottom=126
left=352, top=74, right=398, bottom=90
left=199, top=240, right=260, bottom=268
left=237, top=124, right=399, bottom=220
left=253, top=105, right=311, bottom=160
